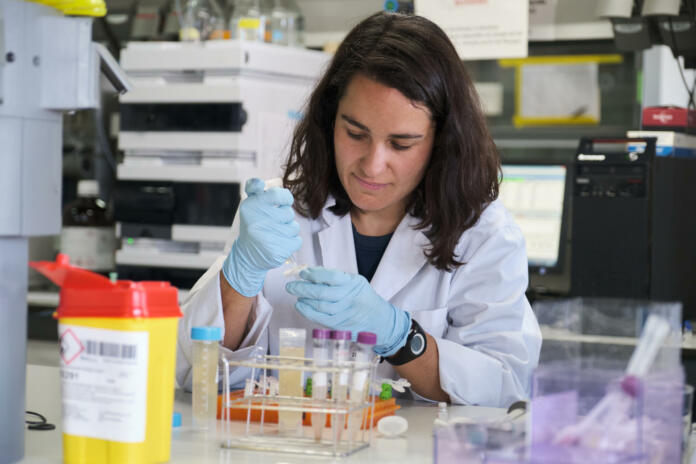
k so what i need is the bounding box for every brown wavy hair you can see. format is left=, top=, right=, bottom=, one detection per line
left=283, top=12, right=500, bottom=271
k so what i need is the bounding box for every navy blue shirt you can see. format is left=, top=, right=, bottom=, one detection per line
left=352, top=223, right=393, bottom=281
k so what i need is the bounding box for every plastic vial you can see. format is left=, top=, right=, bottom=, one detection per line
left=348, top=331, right=376, bottom=442
left=311, top=328, right=331, bottom=441
left=191, top=326, right=222, bottom=430
left=331, top=330, right=351, bottom=441
left=278, top=328, right=306, bottom=436
left=60, top=180, right=115, bottom=272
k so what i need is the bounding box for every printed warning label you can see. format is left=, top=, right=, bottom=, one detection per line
left=59, top=329, right=85, bottom=365
left=58, top=324, right=149, bottom=443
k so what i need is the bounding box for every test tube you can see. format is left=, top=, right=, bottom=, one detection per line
left=347, top=331, right=376, bottom=442
left=311, top=328, right=331, bottom=441
left=191, top=326, right=223, bottom=431
left=278, top=328, right=306, bottom=436
left=331, top=330, right=351, bottom=442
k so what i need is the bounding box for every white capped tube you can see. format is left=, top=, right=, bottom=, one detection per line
left=312, top=328, right=331, bottom=441
left=347, top=331, right=376, bottom=442
left=191, top=326, right=222, bottom=431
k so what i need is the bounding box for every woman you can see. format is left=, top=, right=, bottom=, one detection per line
left=176, top=12, right=541, bottom=407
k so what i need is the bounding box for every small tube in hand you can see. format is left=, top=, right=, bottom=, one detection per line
left=263, top=177, right=304, bottom=275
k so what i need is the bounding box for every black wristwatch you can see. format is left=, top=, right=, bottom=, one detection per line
left=385, top=318, right=427, bottom=366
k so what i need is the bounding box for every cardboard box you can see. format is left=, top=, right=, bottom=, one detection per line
left=627, top=130, right=696, bottom=158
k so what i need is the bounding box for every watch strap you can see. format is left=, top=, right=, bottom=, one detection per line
left=385, top=318, right=427, bottom=366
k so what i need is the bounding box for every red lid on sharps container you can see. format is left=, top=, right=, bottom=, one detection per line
left=29, top=254, right=182, bottom=319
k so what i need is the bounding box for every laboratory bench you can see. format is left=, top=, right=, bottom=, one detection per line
left=20, top=364, right=508, bottom=464
left=20, top=362, right=696, bottom=463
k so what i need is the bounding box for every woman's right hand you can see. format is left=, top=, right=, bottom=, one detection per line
left=222, top=178, right=302, bottom=297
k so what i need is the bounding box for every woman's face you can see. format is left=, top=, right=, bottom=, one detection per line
left=333, top=74, right=435, bottom=220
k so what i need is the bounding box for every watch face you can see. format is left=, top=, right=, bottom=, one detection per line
left=410, top=333, right=425, bottom=356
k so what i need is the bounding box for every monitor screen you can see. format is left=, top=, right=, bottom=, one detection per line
left=499, top=164, right=567, bottom=271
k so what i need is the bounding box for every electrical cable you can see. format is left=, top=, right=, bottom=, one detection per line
left=667, top=17, right=696, bottom=109
left=96, top=17, right=120, bottom=56
left=93, top=107, right=118, bottom=173
left=25, top=411, right=56, bottom=431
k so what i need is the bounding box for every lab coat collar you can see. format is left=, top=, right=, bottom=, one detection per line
left=319, top=195, right=339, bottom=227
left=318, top=196, right=429, bottom=302
left=370, top=214, right=429, bottom=302
left=317, top=202, right=359, bottom=275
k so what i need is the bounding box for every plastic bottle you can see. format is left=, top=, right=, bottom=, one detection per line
left=230, top=0, right=266, bottom=42
left=284, top=0, right=303, bottom=47
left=260, top=0, right=273, bottom=42
left=348, top=331, right=376, bottom=442
left=270, top=0, right=288, bottom=45
left=331, top=330, right=351, bottom=441
left=191, top=326, right=222, bottom=430
left=311, top=328, right=331, bottom=441
left=180, top=0, right=208, bottom=41
left=60, top=179, right=115, bottom=272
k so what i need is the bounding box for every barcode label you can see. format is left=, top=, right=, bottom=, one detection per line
left=85, top=340, right=137, bottom=359
left=58, top=324, right=149, bottom=442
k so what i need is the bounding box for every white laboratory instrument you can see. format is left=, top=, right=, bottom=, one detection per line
left=0, top=1, right=129, bottom=462
left=114, top=40, right=329, bottom=285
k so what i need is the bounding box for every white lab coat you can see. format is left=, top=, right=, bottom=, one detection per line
left=176, top=196, right=542, bottom=408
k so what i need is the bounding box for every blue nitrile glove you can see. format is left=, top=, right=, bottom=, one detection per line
left=285, top=267, right=412, bottom=356
left=222, top=178, right=302, bottom=297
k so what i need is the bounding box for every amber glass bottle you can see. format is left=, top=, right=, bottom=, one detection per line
left=60, top=180, right=115, bottom=271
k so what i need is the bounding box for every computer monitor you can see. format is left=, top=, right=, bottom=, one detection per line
left=498, top=164, right=568, bottom=275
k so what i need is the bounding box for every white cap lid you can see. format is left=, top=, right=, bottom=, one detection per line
left=377, top=415, right=408, bottom=437
left=77, top=180, right=99, bottom=197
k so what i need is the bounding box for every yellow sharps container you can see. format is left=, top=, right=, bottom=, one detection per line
left=31, top=254, right=182, bottom=463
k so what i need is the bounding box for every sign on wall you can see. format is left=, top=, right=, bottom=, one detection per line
left=415, top=0, right=529, bottom=60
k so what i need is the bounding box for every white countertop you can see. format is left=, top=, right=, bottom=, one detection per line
left=21, top=364, right=507, bottom=463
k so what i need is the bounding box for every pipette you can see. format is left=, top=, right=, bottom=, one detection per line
left=553, top=314, right=672, bottom=447
left=262, top=178, right=306, bottom=276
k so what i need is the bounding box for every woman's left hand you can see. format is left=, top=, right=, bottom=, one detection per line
left=285, top=267, right=411, bottom=356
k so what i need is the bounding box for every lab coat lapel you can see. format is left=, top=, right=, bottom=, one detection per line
left=370, top=215, right=429, bottom=302
left=317, top=207, right=359, bottom=275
